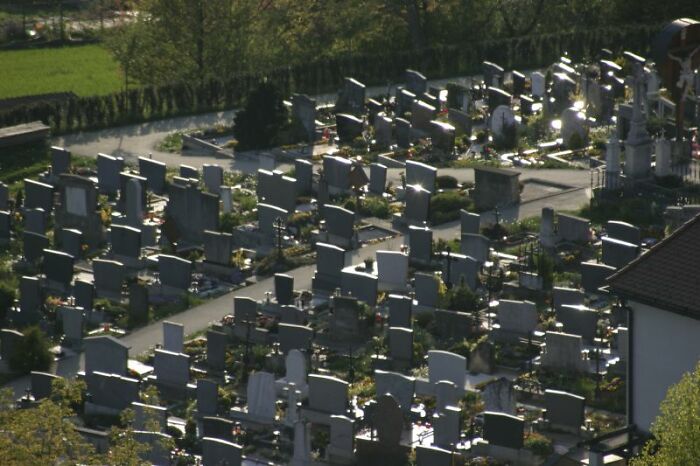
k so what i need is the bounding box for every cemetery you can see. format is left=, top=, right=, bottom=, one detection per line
left=0, top=16, right=699, bottom=466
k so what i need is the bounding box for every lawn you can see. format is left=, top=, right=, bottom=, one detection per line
left=0, top=44, right=123, bottom=99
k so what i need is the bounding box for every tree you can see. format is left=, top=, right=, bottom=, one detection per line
left=9, top=326, right=52, bottom=374
left=631, top=362, right=700, bottom=465
left=233, top=81, right=288, bottom=151
left=0, top=386, right=96, bottom=464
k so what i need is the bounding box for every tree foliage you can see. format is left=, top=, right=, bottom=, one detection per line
left=234, top=81, right=288, bottom=151
left=631, top=362, right=700, bottom=465
left=8, top=326, right=52, bottom=374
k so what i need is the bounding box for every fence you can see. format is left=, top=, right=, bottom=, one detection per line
left=0, top=24, right=662, bottom=134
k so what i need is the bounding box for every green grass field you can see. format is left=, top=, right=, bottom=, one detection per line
left=0, top=44, right=124, bottom=99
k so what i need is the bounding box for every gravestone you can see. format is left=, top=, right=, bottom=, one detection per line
left=18, top=276, right=42, bottom=325
left=201, top=437, right=242, bottom=466
left=132, top=402, right=167, bottom=431
left=395, top=117, right=412, bottom=148
left=602, top=236, right=638, bottom=268
left=93, top=258, right=126, bottom=298
left=55, top=174, right=101, bottom=248
left=220, top=186, right=232, bottom=214
left=291, top=93, right=317, bottom=141
left=285, top=349, right=308, bottom=388
left=496, top=299, right=538, bottom=339
left=511, top=70, right=526, bottom=95
left=469, top=339, right=495, bottom=374
left=336, top=77, right=366, bottom=115
left=488, top=88, right=512, bottom=113
left=387, top=294, right=412, bottom=328
left=406, top=160, right=438, bottom=194
left=24, top=208, right=45, bottom=233
left=483, top=411, right=524, bottom=449
left=280, top=305, right=306, bottom=325
left=197, top=379, right=219, bottom=416
left=278, top=323, right=313, bottom=354
left=43, top=249, right=74, bottom=290
left=294, top=159, right=313, bottom=195
left=166, top=180, right=220, bottom=244
left=396, top=88, right=416, bottom=116
left=74, top=279, right=94, bottom=313
left=23, top=231, right=49, bottom=263
left=435, top=380, right=460, bottom=412
left=323, top=204, right=355, bottom=247
left=51, top=146, right=71, bottom=177
left=482, top=377, right=516, bottom=414
left=541, top=331, right=585, bottom=372
left=179, top=165, right=199, bottom=179
left=203, top=230, right=233, bottom=266
left=322, top=156, right=352, bottom=192
left=24, top=179, right=53, bottom=213
left=0, top=183, right=7, bottom=210
left=377, top=250, right=409, bottom=290
left=257, top=169, right=297, bottom=213
left=328, top=415, right=355, bottom=463
left=415, top=445, right=459, bottom=466
left=433, top=405, right=461, bottom=447
left=411, top=100, right=437, bottom=132
left=202, top=417, right=234, bottom=441
left=560, top=107, right=587, bottom=147
left=0, top=210, right=10, bottom=243
left=428, top=350, right=466, bottom=388
left=580, top=261, right=616, bottom=293
left=414, top=273, right=438, bottom=308
left=388, top=327, right=413, bottom=366
left=202, top=164, right=224, bottom=194
left=336, top=114, right=364, bottom=143
left=84, top=335, right=128, bottom=375
left=443, top=253, right=478, bottom=290
left=556, top=304, right=598, bottom=342
left=246, top=371, right=276, bottom=422
left=490, top=105, right=516, bottom=145
left=234, top=296, right=257, bottom=325
left=86, top=371, right=139, bottom=411
left=124, top=178, right=144, bottom=228
left=408, top=225, right=432, bottom=265
left=460, top=233, right=490, bottom=264
left=163, top=321, right=184, bottom=353
left=434, top=309, right=473, bottom=341
left=483, top=61, right=505, bottom=87
left=405, top=69, right=427, bottom=95
left=545, top=389, right=585, bottom=434
left=606, top=221, right=641, bottom=245
left=540, top=206, right=556, bottom=248
left=59, top=228, right=82, bottom=258
left=531, top=71, right=546, bottom=98
left=553, top=286, right=585, bottom=311
left=138, top=157, right=167, bottom=194
left=258, top=203, right=288, bottom=242
left=312, top=242, right=347, bottom=292
left=403, top=184, right=431, bottom=225
left=461, top=210, right=480, bottom=235
left=340, top=269, right=378, bottom=305
left=331, top=295, right=362, bottom=337
left=60, top=306, right=84, bottom=344
left=159, top=254, right=192, bottom=292
left=473, top=167, right=520, bottom=210
left=97, top=153, right=124, bottom=195
left=374, top=369, right=415, bottom=413
left=0, top=329, right=24, bottom=363
left=274, top=273, right=294, bottom=305
left=369, top=163, right=387, bottom=195
left=374, top=115, right=392, bottom=148
left=128, top=283, right=149, bottom=324
left=111, top=224, right=141, bottom=260
left=308, top=374, right=348, bottom=415
left=154, top=349, right=190, bottom=387
left=31, top=371, right=60, bottom=400
left=207, top=330, right=227, bottom=371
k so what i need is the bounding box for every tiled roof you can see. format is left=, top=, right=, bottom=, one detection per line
left=607, top=213, right=700, bottom=318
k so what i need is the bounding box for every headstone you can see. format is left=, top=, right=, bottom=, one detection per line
left=294, top=159, right=313, bottom=195
left=24, top=208, right=46, bottom=233
left=203, top=230, right=233, bottom=266
left=278, top=323, right=313, bottom=354
left=374, top=115, right=392, bottom=148
left=395, top=118, right=412, bottom=148
left=111, top=224, right=141, bottom=259
left=197, top=379, right=219, bottom=416
left=428, top=350, right=466, bottom=388
left=132, top=401, right=167, bottom=431
left=490, top=105, right=516, bottom=144
left=531, top=72, right=546, bottom=98
left=341, top=269, right=378, bottom=305
left=246, top=371, right=276, bottom=422
left=201, top=438, right=242, bottom=466
left=415, top=445, right=457, bottom=466
left=469, top=339, right=495, bottom=374
left=580, top=262, right=616, bottom=293
left=388, top=327, right=413, bottom=365
left=74, top=279, right=94, bottom=313
left=158, top=254, right=192, bottom=292
left=655, top=136, right=672, bottom=177
left=406, top=160, right=438, bottom=194
left=336, top=77, right=366, bottom=115
left=483, top=61, right=505, bottom=87
left=560, top=107, right=587, bottom=147
left=59, top=228, right=82, bottom=258
left=86, top=371, right=139, bottom=411
left=435, top=380, right=460, bottom=411
left=544, top=389, right=585, bottom=434
left=460, top=233, right=490, bottom=264
left=285, top=349, right=308, bottom=388
left=18, top=275, right=42, bottom=325
left=411, top=100, right=437, bottom=132
left=369, top=163, right=387, bottom=195
left=497, top=299, right=538, bottom=336
left=179, top=165, right=199, bottom=179
left=606, top=220, right=641, bottom=245
left=84, top=335, right=128, bottom=375
left=23, top=231, right=49, bottom=263
left=97, top=153, right=124, bottom=195
left=154, top=349, right=190, bottom=387
left=430, top=120, right=455, bottom=152
left=387, top=294, right=412, bottom=328
left=202, top=417, right=234, bottom=441
left=128, top=283, right=149, bottom=323
left=125, top=177, right=144, bottom=228
left=602, top=236, right=639, bottom=268
left=557, top=213, right=590, bottom=243
left=443, top=253, right=478, bottom=290
left=553, top=287, right=585, bottom=311
left=405, top=69, right=427, bottom=95
left=138, top=157, right=167, bottom=194
left=280, top=305, right=306, bottom=325
left=92, top=258, right=126, bottom=297
left=258, top=203, right=288, bottom=242
left=0, top=210, right=10, bottom=243
left=43, top=249, right=74, bottom=290
left=0, top=183, right=7, bottom=210
left=24, top=179, right=53, bottom=213
left=460, top=210, right=480, bottom=235
left=336, top=114, right=364, bottom=143
left=207, top=330, right=227, bottom=371
left=163, top=321, right=184, bottom=353
left=414, top=273, right=439, bottom=308
left=274, top=273, right=294, bottom=305
left=308, top=374, right=349, bottom=415
left=403, top=184, right=431, bottom=224
left=540, top=206, right=556, bottom=247
left=541, top=331, right=585, bottom=372
left=323, top=204, right=355, bottom=247
left=374, top=369, right=415, bottom=413
left=482, top=377, right=516, bottom=414
left=0, top=329, right=24, bottom=363
left=433, top=405, right=461, bottom=447
left=312, top=242, right=347, bottom=292
left=292, top=93, right=317, bottom=141
left=511, top=70, right=526, bottom=96
left=60, top=306, right=84, bottom=344
left=556, top=304, right=598, bottom=341
left=473, top=167, right=520, bottom=210
left=202, top=164, right=224, bottom=194
left=373, top=394, right=404, bottom=446
left=51, top=146, right=71, bottom=177
left=483, top=411, right=524, bottom=449
left=377, top=250, right=409, bottom=291
left=328, top=415, right=355, bottom=462
left=408, top=225, right=432, bottom=265
left=31, top=371, right=60, bottom=400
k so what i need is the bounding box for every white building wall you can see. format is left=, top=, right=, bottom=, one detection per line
left=632, top=301, right=700, bottom=432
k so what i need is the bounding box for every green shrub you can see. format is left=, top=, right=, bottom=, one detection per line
left=435, top=175, right=459, bottom=189
left=9, top=326, right=52, bottom=374
left=524, top=432, right=553, bottom=456
left=0, top=280, right=15, bottom=322
left=220, top=212, right=242, bottom=232
left=359, top=196, right=390, bottom=218
left=429, top=191, right=471, bottom=224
